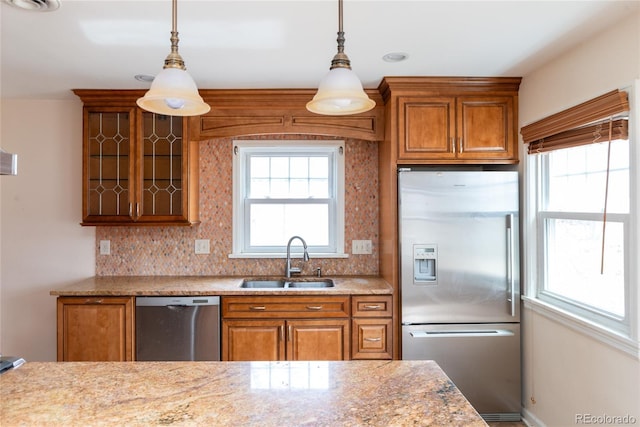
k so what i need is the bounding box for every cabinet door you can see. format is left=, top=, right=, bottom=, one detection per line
left=137, top=113, right=193, bottom=223
left=83, top=108, right=136, bottom=224
left=397, top=96, right=456, bottom=160
left=456, top=96, right=516, bottom=160
left=57, top=297, right=134, bottom=361
left=351, top=318, right=392, bottom=360
left=287, top=319, right=350, bottom=361
left=222, top=320, right=285, bottom=361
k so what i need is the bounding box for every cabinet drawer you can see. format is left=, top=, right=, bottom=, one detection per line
left=222, top=296, right=350, bottom=318
left=351, top=295, right=392, bottom=317
left=351, top=318, right=392, bottom=360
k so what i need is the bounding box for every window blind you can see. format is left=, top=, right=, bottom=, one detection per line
left=527, top=118, right=628, bottom=154
left=521, top=89, right=630, bottom=153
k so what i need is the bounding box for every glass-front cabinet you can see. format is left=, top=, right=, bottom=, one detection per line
left=77, top=91, right=199, bottom=226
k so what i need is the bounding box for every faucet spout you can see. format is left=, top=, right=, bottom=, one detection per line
left=285, top=236, right=309, bottom=278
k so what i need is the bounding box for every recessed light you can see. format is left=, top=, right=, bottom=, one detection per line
left=382, top=52, right=409, bottom=63
left=134, top=74, right=155, bottom=83
left=2, top=0, right=59, bottom=11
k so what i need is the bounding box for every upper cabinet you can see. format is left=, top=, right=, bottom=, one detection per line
left=74, top=90, right=199, bottom=226
left=380, top=77, right=521, bottom=164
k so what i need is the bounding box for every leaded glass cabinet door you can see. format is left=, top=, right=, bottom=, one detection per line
left=137, top=113, right=188, bottom=222
left=83, top=108, right=136, bottom=224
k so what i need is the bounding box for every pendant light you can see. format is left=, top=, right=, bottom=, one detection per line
left=306, top=0, right=375, bottom=116
left=137, top=0, right=210, bottom=116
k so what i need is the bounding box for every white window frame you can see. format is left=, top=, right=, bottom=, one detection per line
left=231, top=140, right=346, bottom=258
left=523, top=84, right=640, bottom=358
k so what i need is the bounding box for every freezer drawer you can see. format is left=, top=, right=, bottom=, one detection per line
left=402, top=323, right=521, bottom=422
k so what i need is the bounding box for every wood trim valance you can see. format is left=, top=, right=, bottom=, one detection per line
left=527, top=118, right=628, bottom=154
left=521, top=89, right=629, bottom=145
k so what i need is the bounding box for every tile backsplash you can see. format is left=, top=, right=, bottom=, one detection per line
left=96, top=135, right=379, bottom=276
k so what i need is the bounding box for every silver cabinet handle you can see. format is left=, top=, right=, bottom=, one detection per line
left=288, top=325, right=292, bottom=342
left=451, top=137, right=456, bottom=154
left=306, top=306, right=323, bottom=310
left=506, top=213, right=516, bottom=317
left=279, top=325, right=284, bottom=342
left=136, top=203, right=140, bottom=218
left=249, top=306, right=266, bottom=311
left=364, top=337, right=382, bottom=342
left=458, top=137, right=463, bottom=154
left=362, top=305, right=381, bottom=310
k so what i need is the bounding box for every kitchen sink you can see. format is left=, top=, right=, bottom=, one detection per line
left=285, top=280, right=334, bottom=288
left=240, top=279, right=334, bottom=289
left=241, top=280, right=286, bottom=288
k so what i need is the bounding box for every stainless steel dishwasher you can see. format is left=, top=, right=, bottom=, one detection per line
left=136, top=296, right=220, bottom=361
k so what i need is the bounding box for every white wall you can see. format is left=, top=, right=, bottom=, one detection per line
left=0, top=99, right=95, bottom=361
left=519, top=11, right=640, bottom=427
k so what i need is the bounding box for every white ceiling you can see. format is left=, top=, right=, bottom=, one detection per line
left=1, top=0, right=638, bottom=101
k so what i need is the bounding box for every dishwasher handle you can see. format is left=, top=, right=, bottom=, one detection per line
left=136, top=296, right=220, bottom=307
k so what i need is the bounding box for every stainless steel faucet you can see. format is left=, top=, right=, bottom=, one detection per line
left=285, top=236, right=310, bottom=278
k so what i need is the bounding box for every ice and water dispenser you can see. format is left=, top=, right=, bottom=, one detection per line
left=413, top=244, right=437, bottom=284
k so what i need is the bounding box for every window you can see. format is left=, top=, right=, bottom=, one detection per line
left=523, top=88, right=636, bottom=346
left=535, top=138, right=630, bottom=332
left=232, top=140, right=345, bottom=256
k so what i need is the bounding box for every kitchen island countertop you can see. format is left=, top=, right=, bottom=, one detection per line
left=0, top=360, right=487, bottom=426
left=49, top=275, right=392, bottom=296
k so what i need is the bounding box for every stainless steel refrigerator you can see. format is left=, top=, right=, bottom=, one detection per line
left=399, top=169, right=521, bottom=423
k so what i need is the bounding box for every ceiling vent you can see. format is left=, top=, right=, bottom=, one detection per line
left=2, top=0, right=60, bottom=11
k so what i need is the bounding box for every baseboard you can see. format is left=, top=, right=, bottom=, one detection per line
left=522, top=407, right=547, bottom=427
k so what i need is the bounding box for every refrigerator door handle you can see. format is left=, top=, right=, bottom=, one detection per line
left=506, top=213, right=516, bottom=317
left=409, top=329, right=515, bottom=338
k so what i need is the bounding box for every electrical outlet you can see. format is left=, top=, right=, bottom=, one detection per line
left=352, top=240, right=372, bottom=255
left=195, top=239, right=210, bottom=254
left=99, top=240, right=111, bottom=255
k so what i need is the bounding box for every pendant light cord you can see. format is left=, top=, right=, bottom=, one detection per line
left=164, top=0, right=186, bottom=70
left=600, top=117, right=613, bottom=274
left=330, top=0, right=351, bottom=70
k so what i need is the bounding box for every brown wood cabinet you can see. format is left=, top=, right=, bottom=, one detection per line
left=397, top=95, right=516, bottom=161
left=351, top=295, right=393, bottom=359
left=223, top=319, right=284, bottom=361
left=74, top=90, right=199, bottom=226
left=221, top=296, right=350, bottom=361
left=380, top=77, right=521, bottom=165
left=56, top=296, right=135, bottom=361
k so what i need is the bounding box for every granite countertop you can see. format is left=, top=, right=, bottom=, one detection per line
left=49, top=275, right=393, bottom=296
left=0, top=360, right=487, bottom=426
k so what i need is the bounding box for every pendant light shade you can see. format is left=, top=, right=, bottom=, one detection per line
left=307, top=67, right=375, bottom=115
left=307, top=0, right=374, bottom=116
left=137, top=0, right=210, bottom=116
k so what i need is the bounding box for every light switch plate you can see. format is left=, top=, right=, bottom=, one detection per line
left=195, top=239, right=210, bottom=254
left=352, top=240, right=372, bottom=255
